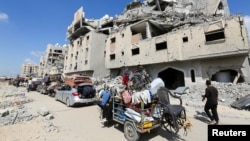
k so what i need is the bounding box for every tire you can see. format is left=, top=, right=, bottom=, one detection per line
left=54, top=94, right=58, bottom=101
left=124, top=121, right=140, bottom=141
left=66, top=98, right=71, bottom=107
left=51, top=92, right=55, bottom=97
left=161, top=113, right=179, bottom=134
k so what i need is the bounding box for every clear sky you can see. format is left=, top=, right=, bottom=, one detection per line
left=0, top=0, right=249, bottom=77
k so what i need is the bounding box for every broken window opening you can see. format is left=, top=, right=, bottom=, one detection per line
left=101, top=30, right=109, bottom=35
left=205, top=29, right=225, bottom=42
left=132, top=48, right=140, bottom=56
left=183, top=37, right=188, bottom=43
left=111, top=37, right=116, bottom=43
left=131, top=22, right=147, bottom=40
left=110, top=54, right=116, bottom=60
left=74, top=63, right=77, bottom=70
left=104, top=51, right=106, bottom=58
left=29, top=67, right=32, bottom=73
left=156, top=42, right=167, bottom=51
left=85, top=60, right=88, bottom=65
left=121, top=51, right=124, bottom=56
left=149, top=23, right=166, bottom=37
left=54, top=50, right=62, bottom=53
left=191, top=69, right=196, bottom=82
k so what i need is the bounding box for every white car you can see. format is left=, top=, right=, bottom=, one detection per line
left=55, top=83, right=97, bottom=107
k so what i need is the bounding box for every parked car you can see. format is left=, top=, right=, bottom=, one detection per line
left=55, top=83, right=96, bottom=107
left=47, top=81, right=62, bottom=97
left=231, top=94, right=250, bottom=111
left=36, top=83, right=48, bottom=94
left=28, top=78, right=43, bottom=91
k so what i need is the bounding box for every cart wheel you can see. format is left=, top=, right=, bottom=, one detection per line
left=124, top=121, right=140, bottom=141
left=161, top=113, right=179, bottom=134
left=54, top=94, right=58, bottom=101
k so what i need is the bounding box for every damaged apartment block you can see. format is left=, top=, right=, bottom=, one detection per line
left=63, top=0, right=250, bottom=90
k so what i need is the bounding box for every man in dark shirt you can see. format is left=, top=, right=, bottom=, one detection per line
left=202, top=80, right=219, bottom=125
left=43, top=74, right=50, bottom=86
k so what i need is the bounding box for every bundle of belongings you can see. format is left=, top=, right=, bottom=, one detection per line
left=113, top=76, right=165, bottom=127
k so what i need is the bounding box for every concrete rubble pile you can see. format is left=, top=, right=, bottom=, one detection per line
left=0, top=84, right=59, bottom=132
left=110, top=0, right=226, bottom=33
left=183, top=82, right=250, bottom=108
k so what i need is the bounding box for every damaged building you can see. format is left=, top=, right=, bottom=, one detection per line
left=104, top=0, right=250, bottom=89
left=39, top=43, right=67, bottom=77
left=64, top=7, right=110, bottom=78
left=20, top=63, right=39, bottom=78
left=61, top=0, right=250, bottom=90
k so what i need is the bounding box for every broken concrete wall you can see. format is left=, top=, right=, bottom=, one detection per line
left=40, top=44, right=67, bottom=77
left=200, top=56, right=250, bottom=83
left=64, top=31, right=109, bottom=78
left=105, top=17, right=250, bottom=88
left=105, top=16, right=249, bottom=64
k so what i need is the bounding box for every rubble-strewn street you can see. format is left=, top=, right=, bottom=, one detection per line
left=1, top=80, right=250, bottom=141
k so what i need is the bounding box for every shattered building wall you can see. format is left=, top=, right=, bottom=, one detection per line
left=105, top=0, right=250, bottom=90
left=40, top=43, right=67, bottom=77
left=64, top=7, right=109, bottom=78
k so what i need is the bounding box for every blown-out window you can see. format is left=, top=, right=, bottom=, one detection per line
left=205, top=29, right=225, bottom=42
left=110, top=54, right=115, bottom=60
left=156, top=42, right=167, bottom=50
left=132, top=48, right=140, bottom=55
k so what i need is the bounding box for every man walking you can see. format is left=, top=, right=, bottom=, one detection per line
left=43, top=74, right=50, bottom=86
left=202, top=80, right=219, bottom=125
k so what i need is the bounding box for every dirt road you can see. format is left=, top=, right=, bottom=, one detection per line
left=1, top=86, right=250, bottom=141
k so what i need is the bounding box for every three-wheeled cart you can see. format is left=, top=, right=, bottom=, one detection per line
left=112, top=96, right=162, bottom=141
left=105, top=76, right=191, bottom=141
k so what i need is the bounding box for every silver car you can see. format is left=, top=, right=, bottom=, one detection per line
left=55, top=83, right=97, bottom=107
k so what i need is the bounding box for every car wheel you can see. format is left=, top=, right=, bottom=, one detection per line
left=54, top=94, right=58, bottom=101
left=66, top=98, right=71, bottom=107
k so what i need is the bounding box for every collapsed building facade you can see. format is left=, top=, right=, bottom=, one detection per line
left=104, top=0, right=250, bottom=90
left=64, top=7, right=110, bottom=78
left=39, top=43, right=67, bottom=78
left=62, top=0, right=250, bottom=90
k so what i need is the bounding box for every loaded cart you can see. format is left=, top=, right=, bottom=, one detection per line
left=110, top=77, right=191, bottom=141
left=113, top=94, right=162, bottom=141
